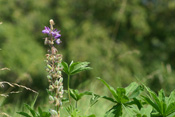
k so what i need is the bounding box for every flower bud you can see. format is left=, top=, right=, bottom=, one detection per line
left=50, top=19, right=55, bottom=25
left=55, top=80, right=59, bottom=86
left=49, top=95, right=54, bottom=102
left=46, top=68, right=50, bottom=72
left=47, top=64, right=52, bottom=70
left=59, top=77, right=63, bottom=83
left=55, top=98, right=60, bottom=106
left=47, top=75, right=52, bottom=80
left=49, top=85, right=54, bottom=90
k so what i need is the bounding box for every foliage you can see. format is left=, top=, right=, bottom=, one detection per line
left=1, top=0, right=175, bottom=116
left=17, top=104, right=51, bottom=117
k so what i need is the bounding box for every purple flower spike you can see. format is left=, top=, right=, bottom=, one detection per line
left=54, top=33, right=61, bottom=39
left=55, top=39, right=61, bottom=45
left=42, top=26, right=50, bottom=34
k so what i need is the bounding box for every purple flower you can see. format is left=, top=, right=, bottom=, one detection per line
left=42, top=26, right=61, bottom=45
left=55, top=39, right=61, bottom=45
left=51, top=31, right=61, bottom=39
left=42, top=26, right=50, bottom=34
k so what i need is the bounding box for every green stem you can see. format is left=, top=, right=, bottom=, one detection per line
left=68, top=74, right=71, bottom=104
left=85, top=106, right=91, bottom=115
left=76, top=101, right=77, bottom=108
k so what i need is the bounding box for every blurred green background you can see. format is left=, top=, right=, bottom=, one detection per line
left=0, top=0, right=175, bottom=116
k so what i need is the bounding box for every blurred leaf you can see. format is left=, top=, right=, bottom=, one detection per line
left=24, top=104, right=37, bottom=117
left=16, top=112, right=31, bottom=117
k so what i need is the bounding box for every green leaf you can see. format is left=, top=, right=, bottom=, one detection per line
left=78, top=91, right=92, bottom=100
left=31, top=93, right=38, bottom=109
left=142, top=96, right=160, bottom=114
left=158, top=89, right=166, bottom=115
left=69, top=61, right=79, bottom=72
left=132, top=105, right=152, bottom=117
left=167, top=91, right=175, bottom=107
left=70, top=89, right=93, bottom=102
left=125, top=82, right=144, bottom=99
left=166, top=102, right=175, bottom=116
left=38, top=107, right=42, bottom=115
left=90, top=93, right=100, bottom=107
left=61, top=61, right=69, bottom=74
left=131, top=98, right=143, bottom=109
left=144, top=85, right=162, bottom=114
left=70, top=62, right=92, bottom=75
left=122, top=104, right=135, bottom=116
left=97, top=77, right=118, bottom=102
left=70, top=89, right=79, bottom=101
left=16, top=112, right=31, bottom=117
left=104, top=104, right=122, bottom=117
left=101, top=96, right=117, bottom=103
left=88, top=114, right=96, bottom=117
left=24, top=104, right=37, bottom=117
left=116, top=88, right=129, bottom=103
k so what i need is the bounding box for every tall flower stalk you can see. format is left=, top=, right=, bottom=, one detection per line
left=42, top=19, right=63, bottom=117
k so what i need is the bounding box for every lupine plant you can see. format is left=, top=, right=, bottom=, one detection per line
left=43, top=19, right=63, bottom=116
left=16, top=19, right=175, bottom=117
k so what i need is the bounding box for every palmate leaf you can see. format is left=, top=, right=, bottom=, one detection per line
left=97, top=77, right=118, bottom=102
left=132, top=105, right=152, bottom=117
left=70, top=89, right=79, bottom=101
left=62, top=61, right=92, bottom=75
left=122, top=104, right=136, bottom=117
left=142, top=96, right=160, bottom=114
left=116, top=88, right=129, bottom=103
left=69, top=61, right=92, bottom=75
left=70, top=89, right=92, bottom=101
left=125, top=82, right=144, bottom=99
left=158, top=89, right=166, bottom=115
left=104, top=104, right=122, bottom=117
left=167, top=91, right=175, bottom=107
left=143, top=85, right=163, bottom=114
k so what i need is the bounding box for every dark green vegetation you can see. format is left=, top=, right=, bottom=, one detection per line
left=1, top=0, right=175, bottom=116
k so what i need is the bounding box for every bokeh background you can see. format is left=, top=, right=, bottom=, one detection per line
left=0, top=0, right=175, bottom=116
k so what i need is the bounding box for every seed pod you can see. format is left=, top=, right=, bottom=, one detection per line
left=49, top=95, right=54, bottom=104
